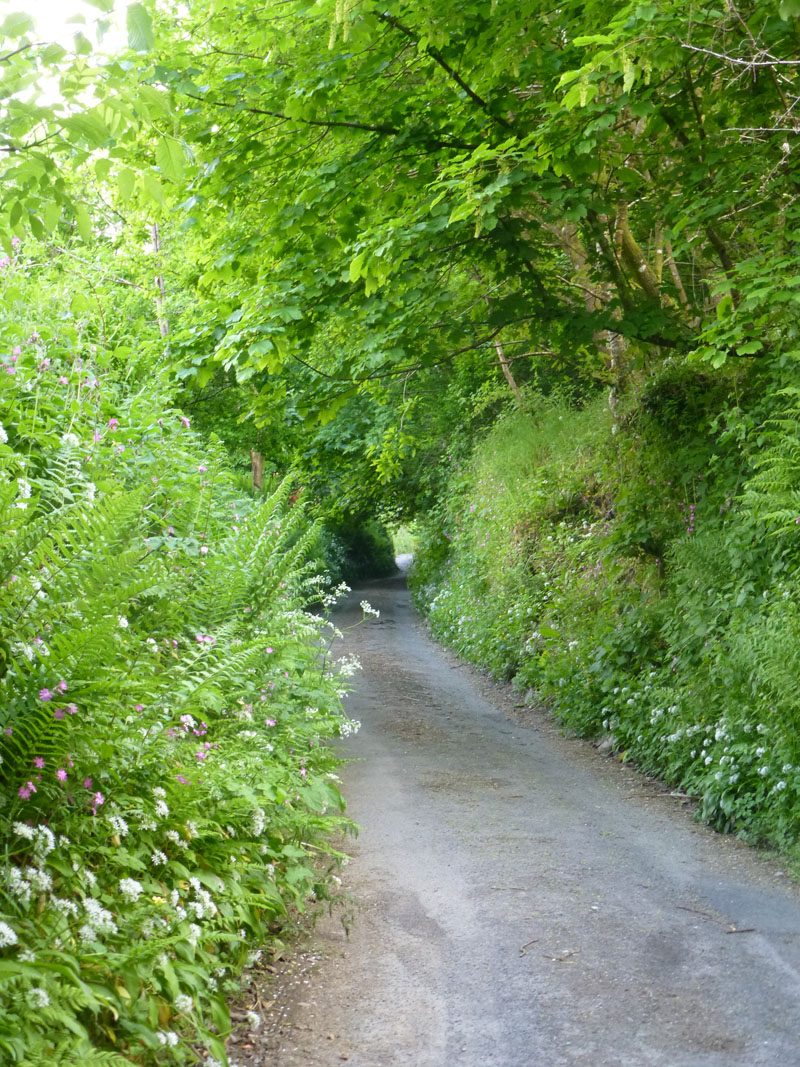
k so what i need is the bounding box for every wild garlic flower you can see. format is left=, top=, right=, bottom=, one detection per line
left=0, top=921, right=18, bottom=947
left=119, top=878, right=143, bottom=902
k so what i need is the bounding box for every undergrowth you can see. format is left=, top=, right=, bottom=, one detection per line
left=0, top=274, right=362, bottom=1065
left=412, top=372, right=800, bottom=858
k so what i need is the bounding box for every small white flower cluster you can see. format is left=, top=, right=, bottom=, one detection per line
left=188, top=877, right=217, bottom=920
left=165, top=829, right=188, bottom=850
left=49, top=896, right=79, bottom=918
left=157, top=1031, right=179, bottom=1047
left=337, top=717, right=361, bottom=738
left=27, top=987, right=49, bottom=1008
left=154, top=799, right=169, bottom=819
left=319, top=580, right=351, bottom=608
left=0, top=921, right=18, bottom=947
left=174, top=993, right=193, bottom=1013
left=151, top=850, right=168, bottom=867
left=108, top=815, right=129, bottom=838
left=119, top=878, right=143, bottom=902
left=82, top=897, right=117, bottom=939
left=246, top=1010, right=262, bottom=1030
left=334, top=653, right=362, bottom=678
left=250, top=807, right=267, bottom=837
left=359, top=599, right=380, bottom=618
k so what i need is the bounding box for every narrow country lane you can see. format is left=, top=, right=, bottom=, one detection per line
left=257, top=567, right=800, bottom=1067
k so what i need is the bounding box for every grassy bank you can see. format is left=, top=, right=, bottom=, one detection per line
left=411, top=372, right=800, bottom=857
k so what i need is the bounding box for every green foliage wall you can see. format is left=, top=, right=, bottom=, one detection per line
left=0, top=243, right=358, bottom=1065
left=412, top=376, right=800, bottom=856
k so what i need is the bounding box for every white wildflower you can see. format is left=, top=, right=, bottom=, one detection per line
left=109, top=815, right=129, bottom=838
left=246, top=1011, right=261, bottom=1030
left=27, top=987, right=49, bottom=1007
left=61, top=432, right=80, bottom=448
left=17, top=478, right=31, bottom=499
left=83, top=898, right=117, bottom=935
left=12, top=822, right=35, bottom=841
left=85, top=482, right=96, bottom=503
left=154, top=799, right=169, bottom=818
left=119, top=878, right=143, bottom=902
left=151, top=850, right=167, bottom=867
left=0, top=422, right=7, bottom=443
left=0, top=921, right=18, bottom=947
left=49, top=896, right=78, bottom=917
left=156, top=1031, right=179, bottom=1047
left=152, top=787, right=166, bottom=799
left=26, top=867, right=53, bottom=893
left=174, top=993, right=193, bottom=1013
left=118, top=615, right=129, bottom=629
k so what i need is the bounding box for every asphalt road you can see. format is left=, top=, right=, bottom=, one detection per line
left=255, top=565, right=800, bottom=1067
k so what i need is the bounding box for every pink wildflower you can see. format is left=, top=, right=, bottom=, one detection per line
left=39, top=688, right=53, bottom=701
left=57, top=680, right=67, bottom=693
left=56, top=768, right=67, bottom=782
left=33, top=757, right=44, bottom=769
left=83, top=777, right=92, bottom=789
left=265, top=719, right=276, bottom=727
left=108, top=418, right=119, bottom=430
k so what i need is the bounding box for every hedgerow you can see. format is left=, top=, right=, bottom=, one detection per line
left=412, top=380, right=800, bottom=858
left=0, top=255, right=358, bottom=1065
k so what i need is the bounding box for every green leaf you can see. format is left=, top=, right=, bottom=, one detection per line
left=779, top=0, right=800, bottom=17
left=42, top=200, right=61, bottom=233
left=155, top=136, right=185, bottom=183
left=1, top=12, right=34, bottom=37
left=71, top=291, right=92, bottom=315
left=572, top=34, right=616, bottom=46
left=117, top=167, right=136, bottom=202
left=143, top=170, right=164, bottom=206
left=74, top=202, right=92, bottom=243
left=126, top=2, right=154, bottom=51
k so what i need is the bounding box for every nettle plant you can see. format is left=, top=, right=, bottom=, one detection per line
left=0, top=310, right=358, bottom=1064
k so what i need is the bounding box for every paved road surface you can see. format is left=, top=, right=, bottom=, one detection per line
left=254, top=567, right=800, bottom=1067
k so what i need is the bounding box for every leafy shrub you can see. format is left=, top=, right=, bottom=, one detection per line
left=0, top=287, right=357, bottom=1065
left=412, top=380, right=800, bottom=857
